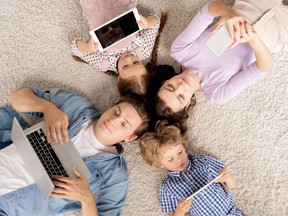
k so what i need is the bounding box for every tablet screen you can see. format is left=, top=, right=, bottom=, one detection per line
left=94, top=11, right=140, bottom=49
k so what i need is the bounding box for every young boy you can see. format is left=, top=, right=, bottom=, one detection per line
left=140, top=121, right=244, bottom=216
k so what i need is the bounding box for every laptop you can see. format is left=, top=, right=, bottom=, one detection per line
left=11, top=117, right=91, bottom=200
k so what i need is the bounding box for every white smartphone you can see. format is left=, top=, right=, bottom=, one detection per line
left=89, top=8, right=142, bottom=52
left=206, top=24, right=233, bottom=56
left=186, top=174, right=223, bottom=200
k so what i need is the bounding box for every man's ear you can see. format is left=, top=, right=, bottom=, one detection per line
left=185, top=101, right=191, bottom=110
left=123, top=134, right=138, bottom=142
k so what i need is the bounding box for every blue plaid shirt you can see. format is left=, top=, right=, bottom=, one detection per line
left=160, top=155, right=244, bottom=216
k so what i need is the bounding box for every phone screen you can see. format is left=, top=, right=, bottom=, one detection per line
left=94, top=11, right=140, bottom=49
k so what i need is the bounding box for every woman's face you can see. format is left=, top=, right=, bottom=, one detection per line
left=157, top=73, right=195, bottom=113
left=117, top=53, right=147, bottom=80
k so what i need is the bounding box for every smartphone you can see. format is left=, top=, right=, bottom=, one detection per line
left=206, top=24, right=233, bottom=56
left=89, top=8, right=142, bottom=52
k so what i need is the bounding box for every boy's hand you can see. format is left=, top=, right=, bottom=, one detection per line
left=173, top=198, right=193, bottom=216
left=137, top=14, right=158, bottom=29
left=76, top=38, right=98, bottom=52
left=215, top=169, right=236, bottom=189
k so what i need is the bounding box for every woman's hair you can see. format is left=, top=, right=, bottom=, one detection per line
left=116, top=94, right=150, bottom=138
left=146, top=64, right=196, bottom=135
left=118, top=11, right=168, bottom=96
left=140, top=121, right=187, bottom=167
left=154, top=93, right=196, bottom=135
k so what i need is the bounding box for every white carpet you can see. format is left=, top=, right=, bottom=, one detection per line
left=1, top=0, right=287, bottom=215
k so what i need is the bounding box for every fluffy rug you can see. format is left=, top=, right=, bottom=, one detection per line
left=1, top=0, right=287, bottom=215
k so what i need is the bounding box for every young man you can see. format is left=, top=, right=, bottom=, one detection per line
left=140, top=121, right=244, bottom=216
left=0, top=87, right=149, bottom=216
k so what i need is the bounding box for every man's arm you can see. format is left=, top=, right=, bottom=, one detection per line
left=8, top=88, right=69, bottom=144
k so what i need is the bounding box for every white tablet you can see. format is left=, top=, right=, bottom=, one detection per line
left=186, top=174, right=223, bottom=200
left=206, top=24, right=233, bottom=56
left=89, top=8, right=142, bottom=52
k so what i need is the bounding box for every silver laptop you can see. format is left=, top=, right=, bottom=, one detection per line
left=11, top=117, right=91, bottom=200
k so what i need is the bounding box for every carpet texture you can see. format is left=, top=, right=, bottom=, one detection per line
left=1, top=0, right=287, bottom=215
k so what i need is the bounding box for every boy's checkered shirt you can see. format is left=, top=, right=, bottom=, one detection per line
left=160, top=155, right=244, bottom=216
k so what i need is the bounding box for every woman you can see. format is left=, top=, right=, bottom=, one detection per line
left=153, top=0, right=287, bottom=125
left=72, top=0, right=167, bottom=95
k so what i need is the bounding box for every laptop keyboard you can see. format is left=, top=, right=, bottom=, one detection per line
left=26, top=128, right=69, bottom=178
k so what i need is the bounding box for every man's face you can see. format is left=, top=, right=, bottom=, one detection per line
left=94, top=102, right=143, bottom=146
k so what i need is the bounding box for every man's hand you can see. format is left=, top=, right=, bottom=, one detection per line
left=52, top=167, right=99, bottom=216
left=42, top=103, right=69, bottom=144
left=51, top=166, right=93, bottom=202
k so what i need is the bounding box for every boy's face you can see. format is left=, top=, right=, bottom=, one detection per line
left=158, top=143, right=188, bottom=172
left=94, top=102, right=143, bottom=146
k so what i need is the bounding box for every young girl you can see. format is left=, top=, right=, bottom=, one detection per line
left=140, top=121, right=244, bottom=216
left=152, top=0, right=287, bottom=123
left=71, top=0, right=166, bottom=95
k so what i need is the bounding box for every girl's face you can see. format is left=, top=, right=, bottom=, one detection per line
left=157, top=73, right=195, bottom=112
left=117, top=54, right=147, bottom=80
left=158, top=143, right=188, bottom=172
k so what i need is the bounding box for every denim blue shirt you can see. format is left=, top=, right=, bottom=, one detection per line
left=0, top=88, right=128, bottom=216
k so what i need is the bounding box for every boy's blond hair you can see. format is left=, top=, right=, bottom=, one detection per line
left=140, top=121, right=188, bottom=167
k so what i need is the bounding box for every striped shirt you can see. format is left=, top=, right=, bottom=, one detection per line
left=160, top=155, right=244, bottom=216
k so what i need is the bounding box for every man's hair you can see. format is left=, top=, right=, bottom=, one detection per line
left=116, top=94, right=150, bottom=138
left=140, top=121, right=188, bottom=167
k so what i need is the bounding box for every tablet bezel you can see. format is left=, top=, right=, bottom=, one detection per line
left=89, top=8, right=142, bottom=52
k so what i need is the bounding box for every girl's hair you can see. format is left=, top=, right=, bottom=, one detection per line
left=140, top=121, right=187, bottom=167
left=116, top=94, right=150, bottom=138
left=118, top=11, right=168, bottom=96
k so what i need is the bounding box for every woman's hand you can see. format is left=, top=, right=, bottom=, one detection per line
left=137, top=14, right=159, bottom=29
left=76, top=38, right=98, bottom=52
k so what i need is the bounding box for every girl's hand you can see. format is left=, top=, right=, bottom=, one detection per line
left=137, top=14, right=158, bottom=29
left=174, top=198, right=193, bottom=215
left=51, top=166, right=94, bottom=203
left=77, top=38, right=98, bottom=52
